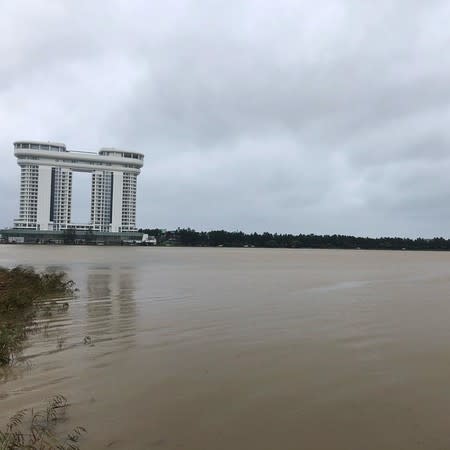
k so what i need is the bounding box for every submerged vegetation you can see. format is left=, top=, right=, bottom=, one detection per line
left=0, top=395, right=86, bottom=449
left=0, top=267, right=75, bottom=366
left=0, top=271, right=85, bottom=448
left=0, top=267, right=74, bottom=313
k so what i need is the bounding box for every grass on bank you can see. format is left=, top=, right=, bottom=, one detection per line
left=0, top=266, right=75, bottom=366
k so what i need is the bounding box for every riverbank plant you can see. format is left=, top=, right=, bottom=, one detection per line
left=0, top=395, right=86, bottom=449
left=0, top=267, right=74, bottom=313
left=0, top=266, right=75, bottom=366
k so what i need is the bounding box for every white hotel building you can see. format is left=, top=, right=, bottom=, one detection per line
left=13, top=141, right=144, bottom=233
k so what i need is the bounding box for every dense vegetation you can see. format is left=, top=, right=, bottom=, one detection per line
left=0, top=267, right=74, bottom=366
left=139, top=228, right=450, bottom=251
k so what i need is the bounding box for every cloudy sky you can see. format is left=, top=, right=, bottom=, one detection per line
left=1, top=0, right=450, bottom=237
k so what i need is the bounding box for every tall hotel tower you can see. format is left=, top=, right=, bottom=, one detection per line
left=13, top=141, right=144, bottom=232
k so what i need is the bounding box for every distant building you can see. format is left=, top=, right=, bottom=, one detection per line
left=13, top=140, right=144, bottom=232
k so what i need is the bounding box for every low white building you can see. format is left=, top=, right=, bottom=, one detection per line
left=13, top=140, right=144, bottom=232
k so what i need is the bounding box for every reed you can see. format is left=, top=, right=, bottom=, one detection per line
left=0, top=395, right=86, bottom=449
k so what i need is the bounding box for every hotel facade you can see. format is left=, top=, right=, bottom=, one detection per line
left=13, top=140, right=144, bottom=233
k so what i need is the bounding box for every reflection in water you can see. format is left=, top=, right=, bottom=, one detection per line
left=85, top=266, right=136, bottom=347
left=86, top=271, right=112, bottom=338
left=117, top=272, right=136, bottom=336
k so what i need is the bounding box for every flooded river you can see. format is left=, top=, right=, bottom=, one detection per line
left=2, top=246, right=450, bottom=449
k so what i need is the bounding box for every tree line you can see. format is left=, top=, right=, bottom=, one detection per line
left=138, top=228, right=450, bottom=250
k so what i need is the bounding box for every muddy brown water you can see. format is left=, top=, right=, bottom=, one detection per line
left=2, top=246, right=450, bottom=449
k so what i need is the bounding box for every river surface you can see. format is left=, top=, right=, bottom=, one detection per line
left=2, top=246, right=450, bottom=449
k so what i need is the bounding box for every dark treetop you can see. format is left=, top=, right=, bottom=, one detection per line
left=139, top=228, right=450, bottom=251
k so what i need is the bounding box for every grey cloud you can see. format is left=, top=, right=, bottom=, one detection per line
left=1, top=0, right=450, bottom=237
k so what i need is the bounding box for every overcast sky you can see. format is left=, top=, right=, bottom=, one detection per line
left=1, top=0, right=450, bottom=237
